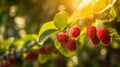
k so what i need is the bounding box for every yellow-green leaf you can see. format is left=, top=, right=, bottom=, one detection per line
left=54, top=11, right=68, bottom=29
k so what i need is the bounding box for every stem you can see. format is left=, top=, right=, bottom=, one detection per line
left=104, top=46, right=111, bottom=67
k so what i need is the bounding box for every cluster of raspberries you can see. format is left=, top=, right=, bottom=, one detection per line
left=39, top=45, right=51, bottom=54
left=86, top=26, right=111, bottom=46
left=57, top=26, right=81, bottom=52
left=1, top=56, right=16, bottom=67
left=26, top=45, right=51, bottom=60
left=1, top=45, right=51, bottom=67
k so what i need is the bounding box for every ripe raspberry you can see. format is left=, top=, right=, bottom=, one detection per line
left=90, top=37, right=100, bottom=45
left=96, top=28, right=111, bottom=45
left=9, top=56, right=16, bottom=64
left=96, top=28, right=107, bottom=40
left=86, top=26, right=97, bottom=39
left=45, top=45, right=51, bottom=53
left=69, top=26, right=80, bottom=38
left=101, top=34, right=111, bottom=46
left=26, top=52, right=38, bottom=60
left=86, top=26, right=100, bottom=45
left=57, top=32, right=68, bottom=43
left=66, top=39, right=76, bottom=52
left=39, top=47, right=46, bottom=54
left=1, top=60, right=12, bottom=67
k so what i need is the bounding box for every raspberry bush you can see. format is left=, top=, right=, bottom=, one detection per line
left=0, top=0, right=120, bottom=67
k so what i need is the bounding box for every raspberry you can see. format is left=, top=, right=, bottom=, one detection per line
left=26, top=52, right=38, bottom=60
left=45, top=45, right=51, bottom=53
left=69, top=26, right=80, bottom=38
left=57, top=32, right=68, bottom=43
left=97, top=28, right=111, bottom=45
left=101, top=34, right=111, bottom=46
left=39, top=45, right=51, bottom=54
left=86, top=26, right=100, bottom=45
left=86, top=26, right=97, bottom=39
left=66, top=39, right=76, bottom=52
left=96, top=28, right=107, bottom=40
left=9, top=56, right=16, bottom=64
left=1, top=60, right=12, bottom=67
left=39, top=47, right=46, bottom=54
left=90, top=37, right=100, bottom=45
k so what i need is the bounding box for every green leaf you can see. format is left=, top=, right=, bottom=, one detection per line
left=39, top=29, right=58, bottom=45
left=37, top=21, right=58, bottom=45
left=54, top=11, right=68, bottom=29
left=23, top=40, right=36, bottom=49
left=54, top=39, right=75, bottom=57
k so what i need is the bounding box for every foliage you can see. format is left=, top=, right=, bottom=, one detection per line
left=0, top=0, right=120, bottom=67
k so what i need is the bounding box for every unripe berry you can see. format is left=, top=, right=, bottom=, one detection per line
left=69, top=26, right=80, bottom=38
left=45, top=45, right=51, bottom=53
left=57, top=32, right=68, bottom=43
left=66, top=39, right=76, bottom=52
left=86, top=26, right=97, bottom=39
left=1, top=60, right=12, bottom=67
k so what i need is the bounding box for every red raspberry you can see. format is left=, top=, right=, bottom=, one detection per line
left=66, top=39, right=76, bottom=52
left=39, top=47, right=46, bottom=54
left=69, top=26, right=80, bottom=38
left=86, top=26, right=97, bottom=39
left=86, top=26, right=100, bottom=45
left=97, top=28, right=111, bottom=45
left=1, top=60, right=12, bottom=67
left=45, top=45, right=51, bottom=53
left=101, top=34, right=111, bottom=46
left=57, top=32, right=68, bottom=43
left=9, top=56, right=16, bottom=64
left=90, top=37, right=100, bottom=45
left=96, top=28, right=107, bottom=40
left=26, top=52, right=38, bottom=60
